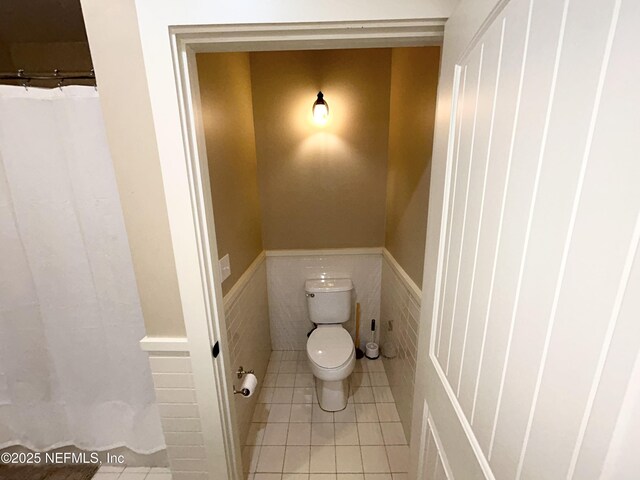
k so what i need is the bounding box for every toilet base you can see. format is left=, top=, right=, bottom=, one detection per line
left=315, top=377, right=349, bottom=412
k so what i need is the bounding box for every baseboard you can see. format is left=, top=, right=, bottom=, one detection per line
left=265, top=247, right=383, bottom=257
left=139, top=336, right=189, bottom=353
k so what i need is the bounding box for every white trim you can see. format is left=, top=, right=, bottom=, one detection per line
left=167, top=20, right=446, bottom=480
left=427, top=414, right=454, bottom=480
left=266, top=247, right=383, bottom=257
left=382, top=248, right=422, bottom=301
left=171, top=20, right=445, bottom=52
left=223, top=251, right=266, bottom=307
left=430, top=351, right=496, bottom=479
left=417, top=400, right=431, bottom=477
left=140, top=336, right=189, bottom=352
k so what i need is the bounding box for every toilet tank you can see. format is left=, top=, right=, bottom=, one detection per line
left=305, top=278, right=353, bottom=324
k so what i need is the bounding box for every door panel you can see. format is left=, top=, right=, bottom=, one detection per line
left=413, top=0, right=640, bottom=478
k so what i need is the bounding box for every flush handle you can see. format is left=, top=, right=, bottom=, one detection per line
left=306, top=293, right=315, bottom=298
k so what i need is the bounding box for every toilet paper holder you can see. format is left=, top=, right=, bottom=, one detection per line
left=236, top=366, right=254, bottom=379
left=233, top=366, right=255, bottom=396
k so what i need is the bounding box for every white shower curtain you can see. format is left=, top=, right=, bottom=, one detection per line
left=0, top=86, right=165, bottom=453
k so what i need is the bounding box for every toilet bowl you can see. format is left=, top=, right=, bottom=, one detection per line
left=307, top=325, right=356, bottom=411
left=304, top=278, right=355, bottom=411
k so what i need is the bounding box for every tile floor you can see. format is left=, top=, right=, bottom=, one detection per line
left=243, top=351, right=409, bottom=480
left=93, top=466, right=172, bottom=480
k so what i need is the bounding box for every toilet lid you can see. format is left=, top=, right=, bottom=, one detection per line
left=307, top=327, right=354, bottom=369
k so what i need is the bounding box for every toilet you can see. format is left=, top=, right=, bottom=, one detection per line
left=305, top=278, right=356, bottom=411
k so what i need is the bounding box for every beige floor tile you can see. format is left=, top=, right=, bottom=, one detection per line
left=297, top=360, right=312, bottom=373
left=264, top=374, right=278, bottom=387
left=355, top=404, right=379, bottom=423
left=357, top=423, right=384, bottom=445
left=280, top=361, right=298, bottom=373
left=253, top=404, right=272, bottom=423
left=360, top=446, right=390, bottom=473
left=287, top=422, right=312, bottom=445
left=263, top=423, right=289, bottom=445
left=257, top=446, right=286, bottom=473
left=290, top=404, right=313, bottom=423
left=282, top=351, right=298, bottom=361
left=380, top=423, right=406, bottom=445
left=352, top=386, right=375, bottom=404
left=312, top=404, right=334, bottom=423
left=149, top=467, right=171, bottom=474
left=310, top=475, right=337, bottom=480
left=351, top=372, right=371, bottom=388
left=270, top=351, right=284, bottom=362
left=243, top=445, right=261, bottom=473
left=273, top=388, right=294, bottom=403
left=97, top=466, right=124, bottom=473
left=385, top=446, right=408, bottom=473
left=363, top=474, right=392, bottom=480
left=309, top=446, right=336, bottom=473
left=145, top=474, right=171, bottom=480
left=336, top=446, right=363, bottom=473
left=371, top=387, right=394, bottom=403
left=283, top=446, right=311, bottom=473
left=255, top=474, right=283, bottom=480
left=335, top=422, right=359, bottom=446
left=267, top=360, right=281, bottom=373
left=259, top=387, right=276, bottom=403
left=92, top=474, right=120, bottom=480
left=116, top=474, right=146, bottom=480
left=375, top=404, right=400, bottom=423
left=295, top=373, right=315, bottom=388
left=353, top=359, right=367, bottom=372
left=334, top=404, right=356, bottom=423
left=391, top=474, right=408, bottom=480
left=292, top=387, right=314, bottom=404
left=269, top=404, right=292, bottom=423
left=247, top=423, right=267, bottom=445
left=365, top=360, right=385, bottom=372
left=368, top=373, right=389, bottom=387
left=283, top=474, right=310, bottom=480
left=277, top=374, right=296, bottom=387
left=311, top=422, right=335, bottom=445
left=337, top=475, right=364, bottom=480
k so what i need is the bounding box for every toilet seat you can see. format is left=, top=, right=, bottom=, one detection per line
left=307, top=326, right=354, bottom=369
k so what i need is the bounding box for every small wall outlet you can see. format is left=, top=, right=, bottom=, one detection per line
left=219, top=254, right=231, bottom=282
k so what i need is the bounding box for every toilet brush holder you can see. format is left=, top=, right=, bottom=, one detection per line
left=365, top=342, right=379, bottom=359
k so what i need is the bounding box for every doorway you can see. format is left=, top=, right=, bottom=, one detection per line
left=170, top=22, right=444, bottom=479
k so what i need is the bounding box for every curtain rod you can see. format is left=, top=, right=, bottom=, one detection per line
left=0, top=69, right=95, bottom=82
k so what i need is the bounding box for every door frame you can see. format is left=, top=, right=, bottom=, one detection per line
left=168, top=20, right=445, bottom=479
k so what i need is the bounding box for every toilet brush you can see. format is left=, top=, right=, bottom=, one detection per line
left=365, top=319, right=380, bottom=359
left=354, top=303, right=364, bottom=359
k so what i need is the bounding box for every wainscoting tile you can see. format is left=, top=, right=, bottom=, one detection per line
left=267, top=252, right=382, bottom=350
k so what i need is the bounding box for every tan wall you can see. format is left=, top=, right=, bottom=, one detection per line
left=250, top=49, right=392, bottom=249
left=80, top=0, right=185, bottom=337
left=196, top=53, right=263, bottom=295
left=385, top=47, right=440, bottom=287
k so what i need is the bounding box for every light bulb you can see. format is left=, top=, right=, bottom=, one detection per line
left=312, top=91, right=329, bottom=125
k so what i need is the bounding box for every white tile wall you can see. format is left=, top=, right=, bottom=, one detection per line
left=224, top=254, right=272, bottom=448
left=266, top=250, right=382, bottom=351
left=148, top=352, right=207, bottom=480
left=379, top=249, right=421, bottom=440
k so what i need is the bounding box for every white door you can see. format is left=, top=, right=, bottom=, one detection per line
left=412, top=0, right=640, bottom=478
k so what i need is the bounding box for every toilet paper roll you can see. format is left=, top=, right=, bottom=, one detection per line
left=240, top=373, right=258, bottom=397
